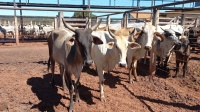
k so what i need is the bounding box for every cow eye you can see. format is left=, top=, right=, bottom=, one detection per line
left=165, top=33, right=171, bottom=37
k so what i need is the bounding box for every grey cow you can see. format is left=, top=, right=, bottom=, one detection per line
left=174, top=37, right=190, bottom=78
left=47, top=18, right=103, bottom=112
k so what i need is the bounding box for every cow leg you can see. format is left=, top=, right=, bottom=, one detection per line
left=182, top=61, right=188, bottom=78
left=97, top=67, right=105, bottom=102
left=74, top=67, right=82, bottom=102
left=157, top=56, right=161, bottom=67
left=74, top=74, right=81, bottom=102
left=65, top=71, right=74, bottom=112
left=164, top=56, right=170, bottom=69
left=50, top=59, right=55, bottom=87
left=129, top=67, right=133, bottom=84
left=132, top=59, right=139, bottom=82
left=144, top=50, right=149, bottom=64
left=59, top=65, right=67, bottom=92
left=174, top=60, right=180, bottom=78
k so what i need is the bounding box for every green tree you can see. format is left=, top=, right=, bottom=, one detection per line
left=72, top=12, right=96, bottom=18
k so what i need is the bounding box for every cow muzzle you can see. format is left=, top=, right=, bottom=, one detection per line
left=144, top=46, right=152, bottom=51
left=119, top=62, right=127, bottom=68
left=84, top=60, right=93, bottom=66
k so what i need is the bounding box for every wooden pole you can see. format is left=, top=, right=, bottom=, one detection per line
left=19, top=0, right=24, bottom=43
left=14, top=0, right=19, bottom=45
left=181, top=14, right=185, bottom=26
left=150, top=9, right=159, bottom=79
left=152, top=9, right=159, bottom=29
left=122, top=13, right=128, bottom=28
left=58, top=11, right=64, bottom=28
left=54, top=17, right=58, bottom=29
left=88, top=0, right=91, bottom=28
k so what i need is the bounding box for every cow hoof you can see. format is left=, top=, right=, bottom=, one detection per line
left=129, top=79, right=133, bottom=84
left=101, top=96, right=106, bottom=102
left=69, top=109, right=74, bottom=112
left=69, top=103, right=74, bottom=112
left=75, top=96, right=80, bottom=102
left=135, top=78, right=139, bottom=82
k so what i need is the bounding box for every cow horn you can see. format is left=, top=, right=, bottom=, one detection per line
left=160, top=27, right=165, bottom=32
left=171, top=28, right=181, bottom=35
left=129, top=28, right=135, bottom=36
left=108, top=26, right=116, bottom=39
left=154, top=32, right=164, bottom=42
left=62, top=18, right=76, bottom=32
left=91, top=19, right=102, bottom=31
left=84, top=19, right=89, bottom=29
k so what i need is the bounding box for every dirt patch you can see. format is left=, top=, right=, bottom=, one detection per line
left=0, top=42, right=200, bottom=112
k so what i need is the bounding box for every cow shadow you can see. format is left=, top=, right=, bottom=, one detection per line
left=189, top=56, right=200, bottom=61
left=82, top=65, right=124, bottom=89
left=136, top=58, right=151, bottom=77
left=27, top=73, right=64, bottom=112
left=82, top=66, right=97, bottom=76
left=33, top=60, right=48, bottom=65
left=27, top=73, right=96, bottom=111
left=104, top=72, right=124, bottom=89
left=120, top=83, right=200, bottom=112
left=155, top=66, right=171, bottom=79
left=78, top=84, right=96, bottom=105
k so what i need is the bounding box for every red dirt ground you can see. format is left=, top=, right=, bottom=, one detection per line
left=0, top=42, right=200, bottom=112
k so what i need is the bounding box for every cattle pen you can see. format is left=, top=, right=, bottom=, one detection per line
left=0, top=0, right=200, bottom=112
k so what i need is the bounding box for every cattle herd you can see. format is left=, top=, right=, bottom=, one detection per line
left=1, top=18, right=200, bottom=112
left=0, top=23, right=54, bottom=39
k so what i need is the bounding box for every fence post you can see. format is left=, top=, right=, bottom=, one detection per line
left=86, top=17, right=89, bottom=28
left=152, top=9, right=159, bottom=29
left=4, top=21, right=6, bottom=26
left=54, top=17, right=58, bottom=29
left=150, top=9, right=159, bottom=79
left=122, top=13, right=128, bottom=28
left=58, top=11, right=64, bottom=28
left=181, top=14, right=185, bottom=26
left=14, top=15, right=19, bottom=45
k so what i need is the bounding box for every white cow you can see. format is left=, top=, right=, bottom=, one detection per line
left=23, top=24, right=39, bottom=38
left=127, top=24, right=164, bottom=83
left=153, top=29, right=182, bottom=68
left=1, top=25, right=14, bottom=38
left=91, top=28, right=141, bottom=101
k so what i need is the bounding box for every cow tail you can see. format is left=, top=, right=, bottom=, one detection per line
left=47, top=57, right=51, bottom=72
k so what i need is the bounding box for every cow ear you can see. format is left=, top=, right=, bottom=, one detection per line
left=92, top=36, right=103, bottom=45
left=154, top=32, right=164, bottom=42
left=107, top=42, right=115, bottom=49
left=65, top=37, right=75, bottom=46
left=128, top=42, right=141, bottom=49
left=133, top=31, right=142, bottom=39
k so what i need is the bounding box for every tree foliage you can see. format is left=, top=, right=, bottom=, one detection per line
left=72, top=12, right=96, bottom=18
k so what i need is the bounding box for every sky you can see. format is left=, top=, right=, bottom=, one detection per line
left=0, top=0, right=196, bottom=18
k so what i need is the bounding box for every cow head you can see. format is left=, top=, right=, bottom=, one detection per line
left=174, top=37, right=190, bottom=56
left=161, top=28, right=181, bottom=47
left=188, top=27, right=200, bottom=48
left=108, top=26, right=141, bottom=67
left=133, top=24, right=164, bottom=51
left=62, top=18, right=103, bottom=66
